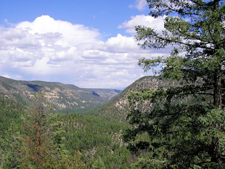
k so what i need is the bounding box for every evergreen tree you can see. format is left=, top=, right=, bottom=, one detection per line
left=20, top=92, right=69, bottom=168
left=124, top=0, right=225, bottom=168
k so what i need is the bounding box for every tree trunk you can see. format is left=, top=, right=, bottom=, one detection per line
left=211, top=136, right=222, bottom=164
left=214, top=69, right=222, bottom=109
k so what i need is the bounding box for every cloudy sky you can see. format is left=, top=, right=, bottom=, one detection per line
left=0, top=0, right=168, bottom=89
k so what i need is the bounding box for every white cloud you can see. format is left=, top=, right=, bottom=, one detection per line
left=1, top=74, right=10, bottom=78
left=0, top=15, right=170, bottom=88
left=105, top=34, right=139, bottom=52
left=129, top=0, right=148, bottom=11
left=119, top=15, right=165, bottom=34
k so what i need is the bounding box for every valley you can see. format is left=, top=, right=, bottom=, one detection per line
left=0, top=75, right=165, bottom=168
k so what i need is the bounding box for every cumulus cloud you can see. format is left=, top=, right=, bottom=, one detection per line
left=0, top=15, right=169, bottom=88
left=105, top=34, right=140, bottom=52
left=129, top=0, right=148, bottom=11
left=118, top=15, right=165, bottom=34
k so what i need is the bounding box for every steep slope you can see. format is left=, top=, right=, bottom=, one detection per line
left=0, top=76, right=120, bottom=112
left=86, top=76, right=179, bottom=121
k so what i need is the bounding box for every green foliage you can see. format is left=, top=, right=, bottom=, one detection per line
left=93, top=157, right=105, bottom=169
left=0, top=93, right=25, bottom=168
left=57, top=113, right=128, bottom=153
left=0, top=122, right=22, bottom=169
left=124, top=0, right=225, bottom=168
left=0, top=92, right=85, bottom=168
left=20, top=92, right=55, bottom=168
left=19, top=92, right=85, bottom=168
left=0, top=93, right=23, bottom=135
left=130, top=156, right=166, bottom=169
left=0, top=91, right=131, bottom=168
left=102, top=145, right=131, bottom=169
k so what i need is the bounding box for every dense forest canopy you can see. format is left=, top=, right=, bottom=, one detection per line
left=0, top=93, right=132, bottom=168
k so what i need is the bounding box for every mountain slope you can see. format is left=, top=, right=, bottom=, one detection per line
left=0, top=76, right=120, bottom=112
left=86, top=76, right=179, bottom=121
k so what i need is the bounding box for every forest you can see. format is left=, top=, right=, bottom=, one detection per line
left=1, top=0, right=225, bottom=168
left=0, top=92, right=133, bottom=168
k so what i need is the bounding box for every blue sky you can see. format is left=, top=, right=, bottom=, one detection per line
left=1, top=0, right=147, bottom=37
left=0, top=0, right=168, bottom=89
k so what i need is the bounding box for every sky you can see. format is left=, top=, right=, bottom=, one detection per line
left=0, top=0, right=168, bottom=89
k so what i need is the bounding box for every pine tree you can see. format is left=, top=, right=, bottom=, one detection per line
left=19, top=92, right=85, bottom=168
left=124, top=0, right=225, bottom=168
left=19, top=92, right=67, bottom=168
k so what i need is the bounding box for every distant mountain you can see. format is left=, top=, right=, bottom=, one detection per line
left=0, top=76, right=120, bottom=112
left=86, top=76, right=179, bottom=121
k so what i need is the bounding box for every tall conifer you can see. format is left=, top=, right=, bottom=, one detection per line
left=124, top=0, right=225, bottom=168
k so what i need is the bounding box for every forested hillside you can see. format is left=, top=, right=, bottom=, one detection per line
left=86, top=76, right=180, bottom=121
left=0, top=76, right=119, bottom=112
